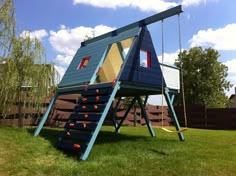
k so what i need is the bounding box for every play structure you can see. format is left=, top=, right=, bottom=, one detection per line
left=34, top=5, right=185, bottom=160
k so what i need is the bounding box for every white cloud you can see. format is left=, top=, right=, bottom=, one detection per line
left=224, top=59, right=236, bottom=74
left=54, top=65, right=67, bottom=81
left=56, top=54, right=73, bottom=66
left=73, top=0, right=178, bottom=12
left=49, top=25, right=115, bottom=56
left=223, top=59, right=236, bottom=96
left=73, top=0, right=219, bottom=12
left=189, top=23, right=236, bottom=50
left=181, top=0, right=218, bottom=7
left=158, top=51, right=179, bottom=66
left=49, top=24, right=115, bottom=79
left=20, top=29, right=48, bottom=41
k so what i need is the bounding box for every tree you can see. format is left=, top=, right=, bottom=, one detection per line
left=175, top=47, right=232, bottom=108
left=0, top=1, right=57, bottom=127
left=0, top=0, right=15, bottom=57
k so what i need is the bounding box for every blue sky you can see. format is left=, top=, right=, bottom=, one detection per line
left=14, top=0, right=236, bottom=101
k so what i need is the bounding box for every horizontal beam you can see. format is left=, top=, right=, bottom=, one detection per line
left=82, top=5, right=183, bottom=46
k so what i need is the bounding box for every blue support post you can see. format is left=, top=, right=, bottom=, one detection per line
left=115, top=96, right=137, bottom=133
left=34, top=93, right=58, bottom=136
left=170, top=93, right=175, bottom=104
left=116, top=42, right=125, bottom=61
left=164, top=88, right=184, bottom=141
left=137, top=96, right=155, bottom=137
left=112, top=97, right=121, bottom=129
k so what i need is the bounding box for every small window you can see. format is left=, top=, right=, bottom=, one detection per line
left=140, top=50, right=151, bottom=68
left=77, top=56, right=91, bottom=70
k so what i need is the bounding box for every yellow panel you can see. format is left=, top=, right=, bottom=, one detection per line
left=97, top=43, right=123, bottom=83
left=121, top=37, right=134, bottom=49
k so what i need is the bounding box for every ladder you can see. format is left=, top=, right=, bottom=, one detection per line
left=56, top=82, right=119, bottom=160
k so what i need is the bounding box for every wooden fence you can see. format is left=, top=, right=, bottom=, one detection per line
left=175, top=105, right=236, bottom=130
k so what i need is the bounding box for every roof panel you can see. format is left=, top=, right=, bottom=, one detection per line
left=58, top=27, right=140, bottom=88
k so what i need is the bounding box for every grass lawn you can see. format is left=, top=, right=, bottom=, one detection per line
left=0, top=125, right=236, bottom=176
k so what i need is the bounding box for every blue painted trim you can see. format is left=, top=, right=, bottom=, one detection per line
left=116, top=42, right=125, bottom=61
left=164, top=88, right=184, bottom=141
left=82, top=5, right=182, bottom=47
left=34, top=93, right=58, bottom=136
left=115, top=96, right=137, bottom=133
left=144, top=95, right=148, bottom=106
left=89, top=45, right=111, bottom=84
left=170, top=94, right=175, bottom=104
left=80, top=82, right=120, bottom=160
left=116, top=28, right=141, bottom=81
left=137, top=96, right=155, bottom=137
left=112, top=97, right=121, bottom=129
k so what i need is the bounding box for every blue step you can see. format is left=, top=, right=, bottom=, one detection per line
left=75, top=104, right=106, bottom=112
left=59, top=131, right=92, bottom=141
left=79, top=95, right=110, bottom=104
left=82, top=87, right=113, bottom=96
left=70, top=113, right=101, bottom=121
left=57, top=140, right=87, bottom=152
left=65, top=122, right=97, bottom=131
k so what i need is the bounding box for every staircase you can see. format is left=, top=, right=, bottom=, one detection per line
left=56, top=83, right=119, bottom=160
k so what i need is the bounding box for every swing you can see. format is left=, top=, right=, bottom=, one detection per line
left=160, top=15, right=188, bottom=133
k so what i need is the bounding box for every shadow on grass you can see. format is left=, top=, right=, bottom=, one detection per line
left=27, top=127, right=155, bottom=145
left=27, top=127, right=177, bottom=160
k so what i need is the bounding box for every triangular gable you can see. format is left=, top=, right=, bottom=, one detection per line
left=59, top=27, right=140, bottom=88
left=119, top=27, right=166, bottom=87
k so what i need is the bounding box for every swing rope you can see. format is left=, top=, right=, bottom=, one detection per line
left=160, top=15, right=187, bottom=133
left=178, top=14, right=188, bottom=128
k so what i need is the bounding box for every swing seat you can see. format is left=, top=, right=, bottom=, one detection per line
left=161, top=127, right=187, bottom=133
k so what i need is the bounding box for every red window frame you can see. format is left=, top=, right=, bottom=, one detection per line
left=77, top=56, right=91, bottom=70
left=140, top=50, right=151, bottom=68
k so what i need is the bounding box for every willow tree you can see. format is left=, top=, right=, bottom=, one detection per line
left=0, top=0, right=15, bottom=57
left=0, top=35, right=56, bottom=127
left=0, top=0, right=57, bottom=127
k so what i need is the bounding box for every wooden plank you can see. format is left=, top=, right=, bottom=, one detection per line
left=66, top=122, right=97, bottom=131
left=70, top=113, right=101, bottom=121
left=59, top=131, right=92, bottom=142
left=82, top=5, right=183, bottom=46
left=75, top=104, right=106, bottom=112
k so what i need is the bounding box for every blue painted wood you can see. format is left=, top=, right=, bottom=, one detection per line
left=136, top=96, right=155, bottom=137
left=75, top=104, right=106, bottom=112
left=66, top=122, right=97, bottom=131
left=34, top=94, right=57, bottom=136
left=164, top=88, right=184, bottom=141
left=80, top=82, right=120, bottom=160
left=112, top=97, right=122, bottom=129
left=115, top=96, right=137, bottom=133
left=170, top=94, right=175, bottom=104
left=70, top=113, right=101, bottom=121
left=56, top=140, right=87, bottom=152
left=119, top=27, right=166, bottom=87
left=89, top=45, right=111, bottom=84
left=82, top=87, right=113, bottom=96
left=80, top=96, right=110, bottom=104
left=82, top=5, right=182, bottom=46
left=116, top=42, right=125, bottom=61
left=59, top=27, right=140, bottom=88
left=59, top=132, right=92, bottom=141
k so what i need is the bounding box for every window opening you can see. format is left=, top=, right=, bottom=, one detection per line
left=140, top=50, right=151, bottom=68
left=77, top=56, right=91, bottom=70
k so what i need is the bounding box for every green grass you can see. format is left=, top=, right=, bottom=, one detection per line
left=0, top=125, right=236, bottom=176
